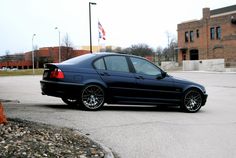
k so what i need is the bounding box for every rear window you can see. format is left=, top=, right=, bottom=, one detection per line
left=93, top=55, right=130, bottom=73
left=62, top=54, right=94, bottom=64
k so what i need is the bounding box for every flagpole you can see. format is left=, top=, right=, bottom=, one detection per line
left=89, top=2, right=96, bottom=53
left=98, top=38, right=100, bottom=52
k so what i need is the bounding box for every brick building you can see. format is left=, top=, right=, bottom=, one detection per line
left=177, top=5, right=236, bottom=66
left=0, top=47, right=89, bottom=69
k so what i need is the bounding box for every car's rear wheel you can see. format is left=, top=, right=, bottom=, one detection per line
left=61, top=98, right=79, bottom=107
left=182, top=89, right=203, bottom=113
left=80, top=85, right=105, bottom=111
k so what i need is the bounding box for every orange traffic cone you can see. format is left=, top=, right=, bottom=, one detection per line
left=0, top=102, right=7, bottom=125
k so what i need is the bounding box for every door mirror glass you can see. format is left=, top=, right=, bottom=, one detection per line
left=156, top=74, right=163, bottom=80
left=162, top=71, right=167, bottom=78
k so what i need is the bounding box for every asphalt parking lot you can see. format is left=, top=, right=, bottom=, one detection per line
left=1, top=72, right=236, bottom=158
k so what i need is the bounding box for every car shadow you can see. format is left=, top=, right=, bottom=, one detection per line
left=103, top=105, right=180, bottom=112
left=38, top=104, right=78, bottom=110
left=40, top=104, right=181, bottom=112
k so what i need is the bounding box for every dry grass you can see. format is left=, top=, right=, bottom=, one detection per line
left=0, top=69, right=44, bottom=76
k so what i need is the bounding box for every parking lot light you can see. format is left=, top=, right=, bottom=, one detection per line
left=32, top=34, right=36, bottom=74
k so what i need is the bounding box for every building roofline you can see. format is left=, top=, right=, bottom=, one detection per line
left=210, top=4, right=236, bottom=15
left=179, top=19, right=199, bottom=24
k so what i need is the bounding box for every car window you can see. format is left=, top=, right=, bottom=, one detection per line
left=94, top=58, right=106, bottom=70
left=130, top=57, right=161, bottom=76
left=104, top=56, right=129, bottom=72
left=62, top=54, right=94, bottom=64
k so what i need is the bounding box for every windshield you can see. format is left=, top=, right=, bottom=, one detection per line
left=62, top=54, right=95, bottom=64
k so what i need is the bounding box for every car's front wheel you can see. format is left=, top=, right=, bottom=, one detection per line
left=80, top=85, right=105, bottom=111
left=182, top=89, right=203, bottom=113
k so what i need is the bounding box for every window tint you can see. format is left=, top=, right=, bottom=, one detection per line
left=130, top=57, right=161, bottom=76
left=185, top=31, right=189, bottom=42
left=196, top=29, right=199, bottom=38
left=62, top=54, right=94, bottom=64
left=216, top=26, right=221, bottom=40
left=94, top=58, right=105, bottom=70
left=104, top=56, right=129, bottom=72
left=210, top=27, right=215, bottom=40
left=190, top=31, right=194, bottom=42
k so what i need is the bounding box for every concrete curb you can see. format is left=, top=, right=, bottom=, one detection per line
left=5, top=115, right=115, bottom=158
left=8, top=117, right=115, bottom=157
left=170, top=70, right=236, bottom=74
left=2, top=101, right=115, bottom=157
left=81, top=133, right=115, bottom=158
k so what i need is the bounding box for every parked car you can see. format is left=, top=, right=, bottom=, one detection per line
left=40, top=52, right=207, bottom=112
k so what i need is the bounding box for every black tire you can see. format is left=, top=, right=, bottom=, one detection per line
left=181, top=89, right=203, bottom=113
left=80, top=85, right=105, bottom=111
left=61, top=98, right=79, bottom=107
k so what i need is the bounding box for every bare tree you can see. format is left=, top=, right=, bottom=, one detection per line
left=13, top=53, right=24, bottom=61
left=62, top=33, right=73, bottom=48
left=100, top=47, right=112, bottom=52
left=166, top=31, right=171, bottom=49
left=169, top=38, right=178, bottom=62
left=62, top=33, right=73, bottom=60
left=4, top=50, right=10, bottom=59
left=127, top=43, right=154, bottom=57
left=113, top=47, right=122, bottom=53
left=156, top=46, right=163, bottom=65
left=162, top=32, right=178, bottom=61
left=3, top=50, right=11, bottom=67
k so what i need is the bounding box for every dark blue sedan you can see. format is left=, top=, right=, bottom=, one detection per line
left=40, top=52, right=207, bottom=112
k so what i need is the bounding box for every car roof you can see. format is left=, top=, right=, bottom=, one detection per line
left=93, top=52, right=147, bottom=60
left=61, top=52, right=148, bottom=67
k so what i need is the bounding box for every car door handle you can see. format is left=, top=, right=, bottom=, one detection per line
left=135, top=76, right=144, bottom=79
left=100, top=72, right=110, bottom=76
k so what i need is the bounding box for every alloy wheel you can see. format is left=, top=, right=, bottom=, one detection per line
left=183, top=90, right=202, bottom=112
left=81, top=85, right=104, bottom=110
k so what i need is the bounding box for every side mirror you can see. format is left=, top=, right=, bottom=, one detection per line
left=162, top=71, right=167, bottom=78
left=156, top=71, right=167, bottom=80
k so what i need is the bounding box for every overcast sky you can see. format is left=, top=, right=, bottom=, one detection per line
left=0, top=0, right=235, bottom=55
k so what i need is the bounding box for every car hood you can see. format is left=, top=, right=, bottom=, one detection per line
left=171, top=76, right=193, bottom=84
left=170, top=75, right=204, bottom=87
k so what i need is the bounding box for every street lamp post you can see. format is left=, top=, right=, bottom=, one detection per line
left=89, top=2, right=96, bottom=53
left=32, top=34, right=36, bottom=74
left=55, top=27, right=61, bottom=62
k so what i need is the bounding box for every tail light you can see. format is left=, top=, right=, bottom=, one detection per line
left=50, top=68, right=64, bottom=79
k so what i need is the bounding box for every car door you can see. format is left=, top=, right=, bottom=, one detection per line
left=94, top=55, right=137, bottom=101
left=129, top=57, right=179, bottom=105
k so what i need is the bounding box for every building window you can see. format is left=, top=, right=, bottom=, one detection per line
left=216, top=26, right=221, bottom=40
left=185, top=32, right=189, bottom=42
left=196, top=29, right=199, bottom=38
left=210, top=27, right=215, bottom=40
left=182, top=51, right=186, bottom=60
left=190, top=31, right=194, bottom=42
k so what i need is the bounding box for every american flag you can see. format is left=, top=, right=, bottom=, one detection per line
left=98, top=21, right=106, bottom=40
